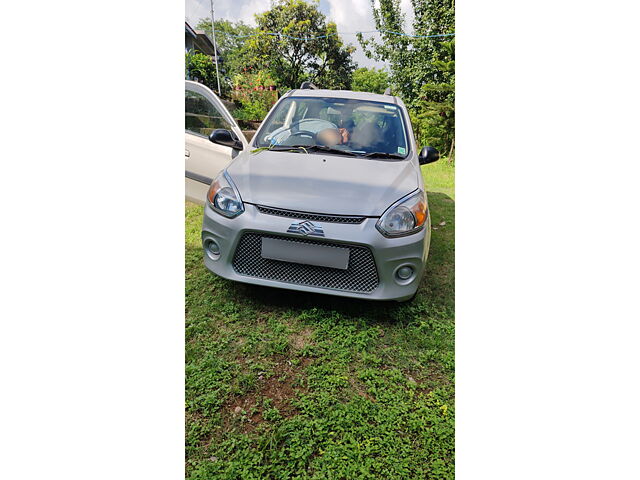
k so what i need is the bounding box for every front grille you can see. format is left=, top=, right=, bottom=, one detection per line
left=255, top=205, right=366, bottom=224
left=232, top=233, right=379, bottom=293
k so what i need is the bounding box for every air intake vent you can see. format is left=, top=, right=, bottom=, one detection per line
left=232, top=233, right=379, bottom=293
left=255, top=205, right=366, bottom=224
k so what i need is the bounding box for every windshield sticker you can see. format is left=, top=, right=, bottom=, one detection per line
left=397, top=147, right=406, bottom=155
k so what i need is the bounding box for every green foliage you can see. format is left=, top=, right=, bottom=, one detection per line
left=358, top=0, right=455, bottom=156
left=246, top=0, right=356, bottom=90
left=185, top=51, right=219, bottom=92
left=358, top=0, right=454, bottom=103
left=231, top=70, right=278, bottom=122
left=195, top=19, right=258, bottom=96
left=185, top=162, right=455, bottom=479
left=234, top=101, right=269, bottom=123
left=232, top=69, right=276, bottom=90
left=411, top=40, right=455, bottom=155
left=351, top=67, right=390, bottom=94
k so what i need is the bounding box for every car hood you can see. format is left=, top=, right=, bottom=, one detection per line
left=226, top=151, right=419, bottom=216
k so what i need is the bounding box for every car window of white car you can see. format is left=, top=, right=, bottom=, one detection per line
left=185, top=87, right=242, bottom=205
left=185, top=90, right=235, bottom=138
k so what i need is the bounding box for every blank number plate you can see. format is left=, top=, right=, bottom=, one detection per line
left=261, top=237, right=349, bottom=270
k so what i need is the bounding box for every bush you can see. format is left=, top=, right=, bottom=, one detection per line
left=185, top=51, right=218, bottom=91
left=409, top=104, right=454, bottom=160
left=234, top=101, right=269, bottom=123
left=231, top=70, right=278, bottom=122
left=409, top=78, right=455, bottom=159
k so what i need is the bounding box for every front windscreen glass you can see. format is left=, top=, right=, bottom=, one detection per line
left=254, top=97, right=409, bottom=158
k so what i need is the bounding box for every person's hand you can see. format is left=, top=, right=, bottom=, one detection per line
left=338, top=128, right=350, bottom=144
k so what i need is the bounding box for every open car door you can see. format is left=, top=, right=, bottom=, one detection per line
left=185, top=80, right=248, bottom=204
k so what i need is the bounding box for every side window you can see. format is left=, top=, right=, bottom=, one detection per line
left=185, top=90, right=233, bottom=137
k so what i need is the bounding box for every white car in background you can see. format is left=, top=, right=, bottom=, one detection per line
left=185, top=81, right=248, bottom=204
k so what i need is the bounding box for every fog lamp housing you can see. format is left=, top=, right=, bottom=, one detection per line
left=397, top=266, right=414, bottom=280
left=394, top=265, right=416, bottom=285
left=204, top=238, right=221, bottom=261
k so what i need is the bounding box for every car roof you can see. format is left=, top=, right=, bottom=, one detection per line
left=283, top=88, right=405, bottom=107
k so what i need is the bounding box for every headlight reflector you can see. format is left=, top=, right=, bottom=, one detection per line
left=207, top=171, right=244, bottom=218
left=376, top=191, right=427, bottom=237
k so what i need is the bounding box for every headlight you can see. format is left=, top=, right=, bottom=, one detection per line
left=207, top=171, right=244, bottom=218
left=376, top=190, right=428, bottom=237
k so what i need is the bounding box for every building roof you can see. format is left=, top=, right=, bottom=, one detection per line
left=194, top=30, right=223, bottom=58
left=185, top=21, right=223, bottom=58
left=185, top=22, right=197, bottom=39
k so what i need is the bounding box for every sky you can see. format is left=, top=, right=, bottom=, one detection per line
left=185, top=0, right=415, bottom=69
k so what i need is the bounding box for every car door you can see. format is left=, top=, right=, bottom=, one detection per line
left=185, top=81, right=248, bottom=204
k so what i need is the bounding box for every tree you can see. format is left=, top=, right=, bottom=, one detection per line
left=195, top=19, right=257, bottom=96
left=351, top=67, right=390, bottom=94
left=246, top=0, right=356, bottom=90
left=358, top=0, right=454, bottom=104
left=411, top=39, right=454, bottom=156
left=358, top=0, right=454, bottom=156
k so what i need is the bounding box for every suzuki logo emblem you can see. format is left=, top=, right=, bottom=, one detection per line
left=287, top=220, right=325, bottom=237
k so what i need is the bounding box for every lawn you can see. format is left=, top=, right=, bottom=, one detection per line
left=185, top=160, right=455, bottom=479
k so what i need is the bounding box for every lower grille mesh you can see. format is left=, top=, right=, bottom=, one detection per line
left=232, top=233, right=379, bottom=293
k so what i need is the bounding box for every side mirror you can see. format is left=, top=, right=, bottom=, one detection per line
left=209, top=129, right=243, bottom=150
left=418, top=146, right=440, bottom=165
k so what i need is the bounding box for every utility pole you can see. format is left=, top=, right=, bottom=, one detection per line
left=210, top=0, right=222, bottom=96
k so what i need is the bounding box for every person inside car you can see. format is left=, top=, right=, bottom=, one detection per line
left=317, top=127, right=348, bottom=146
left=317, top=118, right=353, bottom=147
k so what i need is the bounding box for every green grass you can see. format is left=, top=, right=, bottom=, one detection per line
left=185, top=160, right=454, bottom=479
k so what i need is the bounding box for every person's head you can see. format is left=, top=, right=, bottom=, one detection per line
left=317, top=128, right=342, bottom=146
left=341, top=118, right=355, bottom=132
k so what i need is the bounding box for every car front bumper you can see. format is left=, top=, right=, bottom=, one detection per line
left=201, top=203, right=430, bottom=301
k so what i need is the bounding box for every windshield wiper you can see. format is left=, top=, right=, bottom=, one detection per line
left=266, top=144, right=359, bottom=157
left=303, top=145, right=359, bottom=156
left=361, top=152, right=406, bottom=159
left=266, top=145, right=308, bottom=152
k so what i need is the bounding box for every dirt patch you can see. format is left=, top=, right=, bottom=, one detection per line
left=290, top=327, right=314, bottom=351
left=223, top=356, right=313, bottom=434
left=406, top=363, right=453, bottom=392
left=349, top=376, right=376, bottom=402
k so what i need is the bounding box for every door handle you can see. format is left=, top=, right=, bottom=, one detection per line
left=185, top=149, right=190, bottom=157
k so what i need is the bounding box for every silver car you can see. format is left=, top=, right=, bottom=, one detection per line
left=200, top=85, right=440, bottom=301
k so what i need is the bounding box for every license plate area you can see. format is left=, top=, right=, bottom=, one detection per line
left=261, top=237, right=349, bottom=270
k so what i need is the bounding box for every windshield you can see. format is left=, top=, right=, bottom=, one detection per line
left=254, top=96, right=410, bottom=158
